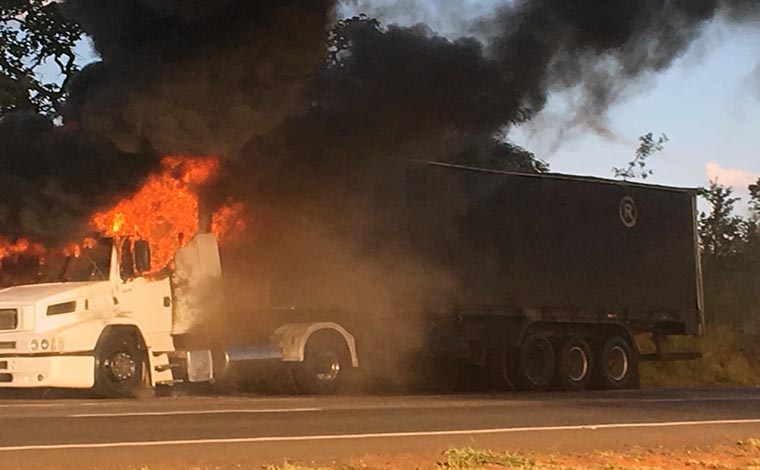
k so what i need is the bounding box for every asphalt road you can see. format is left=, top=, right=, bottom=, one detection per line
left=1, top=387, right=759, bottom=469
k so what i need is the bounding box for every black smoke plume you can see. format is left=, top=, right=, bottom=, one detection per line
left=62, top=0, right=336, bottom=158
left=0, top=0, right=758, bottom=288
left=0, top=113, right=154, bottom=244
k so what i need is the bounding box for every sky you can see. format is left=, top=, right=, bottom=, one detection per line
left=340, top=1, right=760, bottom=210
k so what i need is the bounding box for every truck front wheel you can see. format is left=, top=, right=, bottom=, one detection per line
left=292, top=333, right=348, bottom=395
left=93, top=330, right=147, bottom=398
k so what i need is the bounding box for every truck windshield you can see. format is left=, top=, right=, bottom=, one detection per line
left=0, top=240, right=112, bottom=286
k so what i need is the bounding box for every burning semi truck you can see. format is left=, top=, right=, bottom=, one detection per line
left=0, top=161, right=703, bottom=397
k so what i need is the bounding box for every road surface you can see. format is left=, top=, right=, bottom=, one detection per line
left=1, top=387, right=759, bottom=469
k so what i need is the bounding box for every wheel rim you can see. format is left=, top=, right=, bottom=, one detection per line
left=313, top=350, right=341, bottom=384
left=566, top=346, right=589, bottom=382
left=607, top=345, right=629, bottom=382
left=106, top=351, right=136, bottom=382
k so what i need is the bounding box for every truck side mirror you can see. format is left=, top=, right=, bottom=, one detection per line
left=134, top=240, right=151, bottom=274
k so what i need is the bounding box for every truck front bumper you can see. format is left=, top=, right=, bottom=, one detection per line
left=0, top=355, right=95, bottom=389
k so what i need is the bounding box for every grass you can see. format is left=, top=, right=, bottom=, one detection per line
left=740, top=438, right=760, bottom=450
left=639, top=324, right=760, bottom=387
left=436, top=447, right=535, bottom=470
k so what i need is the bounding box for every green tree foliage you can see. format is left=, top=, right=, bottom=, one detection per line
left=698, top=181, right=745, bottom=258
left=749, top=179, right=760, bottom=222
left=613, top=132, right=669, bottom=180
left=698, top=179, right=760, bottom=327
left=0, top=0, right=83, bottom=118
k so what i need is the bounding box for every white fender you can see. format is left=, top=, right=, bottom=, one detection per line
left=273, top=322, right=359, bottom=367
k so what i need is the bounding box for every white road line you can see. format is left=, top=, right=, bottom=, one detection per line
left=2, top=418, right=760, bottom=452
left=67, top=408, right=323, bottom=418
left=641, top=397, right=760, bottom=403
left=0, top=403, right=72, bottom=409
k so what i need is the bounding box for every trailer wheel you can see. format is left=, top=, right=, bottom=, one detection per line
left=513, top=333, right=556, bottom=391
left=485, top=347, right=516, bottom=391
left=93, top=330, right=148, bottom=398
left=554, top=337, right=593, bottom=391
left=292, top=332, right=347, bottom=395
left=594, top=336, right=639, bottom=390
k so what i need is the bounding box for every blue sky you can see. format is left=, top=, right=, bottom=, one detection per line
left=342, top=1, right=760, bottom=206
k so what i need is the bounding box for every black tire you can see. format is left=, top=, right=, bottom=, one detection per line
left=292, top=333, right=348, bottom=395
left=93, top=330, right=148, bottom=398
left=593, top=336, right=639, bottom=391
left=512, top=333, right=556, bottom=391
left=554, top=337, right=594, bottom=392
left=485, top=347, right=516, bottom=391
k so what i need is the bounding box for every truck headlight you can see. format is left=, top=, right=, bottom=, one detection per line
left=29, top=339, right=39, bottom=351
left=40, top=339, right=49, bottom=350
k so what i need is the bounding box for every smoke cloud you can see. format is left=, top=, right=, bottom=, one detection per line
left=0, top=0, right=756, bottom=248
left=0, top=113, right=154, bottom=244
left=62, top=0, right=336, bottom=158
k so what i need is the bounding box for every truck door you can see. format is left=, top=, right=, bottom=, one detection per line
left=113, top=239, right=173, bottom=344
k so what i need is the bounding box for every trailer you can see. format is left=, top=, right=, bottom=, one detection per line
left=0, top=162, right=703, bottom=397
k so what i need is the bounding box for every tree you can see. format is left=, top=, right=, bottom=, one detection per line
left=697, top=181, right=745, bottom=258
left=613, top=132, right=669, bottom=181
left=749, top=177, right=760, bottom=222
left=0, top=1, right=83, bottom=118
left=697, top=179, right=760, bottom=327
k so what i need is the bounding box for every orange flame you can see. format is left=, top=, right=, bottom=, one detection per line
left=89, top=155, right=245, bottom=273
left=0, top=237, right=45, bottom=261
left=0, top=155, right=244, bottom=283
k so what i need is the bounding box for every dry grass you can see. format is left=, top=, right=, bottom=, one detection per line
left=261, top=442, right=760, bottom=470
left=639, top=325, right=760, bottom=387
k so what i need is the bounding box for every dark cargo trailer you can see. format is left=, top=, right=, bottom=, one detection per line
left=362, top=162, right=705, bottom=392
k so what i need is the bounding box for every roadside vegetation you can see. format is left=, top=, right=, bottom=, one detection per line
left=257, top=443, right=760, bottom=470
left=436, top=447, right=535, bottom=470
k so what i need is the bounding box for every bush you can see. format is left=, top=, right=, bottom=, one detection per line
left=640, top=323, right=760, bottom=387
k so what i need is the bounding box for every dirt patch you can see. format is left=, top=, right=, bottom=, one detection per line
left=270, top=440, right=760, bottom=470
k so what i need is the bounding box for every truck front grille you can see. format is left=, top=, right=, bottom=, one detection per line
left=0, top=309, right=18, bottom=331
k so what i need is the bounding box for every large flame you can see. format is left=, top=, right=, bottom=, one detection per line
left=0, top=155, right=243, bottom=281
left=89, top=155, right=245, bottom=272
left=0, top=237, right=44, bottom=261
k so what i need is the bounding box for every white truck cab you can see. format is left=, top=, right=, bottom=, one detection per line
left=0, top=234, right=358, bottom=397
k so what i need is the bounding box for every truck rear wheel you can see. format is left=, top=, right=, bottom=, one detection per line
left=513, top=333, right=555, bottom=391
left=485, top=347, right=516, bottom=391
left=93, top=330, right=148, bottom=398
left=554, top=337, right=593, bottom=391
left=593, top=336, right=639, bottom=390
left=292, top=332, right=347, bottom=395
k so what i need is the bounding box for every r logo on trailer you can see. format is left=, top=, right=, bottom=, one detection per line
left=619, top=196, right=637, bottom=228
